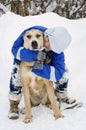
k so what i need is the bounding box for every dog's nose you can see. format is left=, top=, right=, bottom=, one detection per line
left=31, top=40, right=38, bottom=49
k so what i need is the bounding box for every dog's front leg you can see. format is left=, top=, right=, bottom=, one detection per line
left=45, top=81, right=64, bottom=119
left=22, top=84, right=32, bottom=123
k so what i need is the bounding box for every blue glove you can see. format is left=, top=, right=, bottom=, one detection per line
left=33, top=50, right=46, bottom=70
left=33, top=50, right=52, bottom=70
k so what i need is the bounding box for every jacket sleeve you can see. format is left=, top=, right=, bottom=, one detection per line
left=11, top=32, right=38, bottom=62
left=50, top=51, right=65, bottom=81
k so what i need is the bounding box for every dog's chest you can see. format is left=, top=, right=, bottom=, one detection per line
left=27, top=71, right=47, bottom=100
left=27, top=71, right=41, bottom=87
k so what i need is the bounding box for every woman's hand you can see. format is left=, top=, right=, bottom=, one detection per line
left=43, top=37, right=52, bottom=50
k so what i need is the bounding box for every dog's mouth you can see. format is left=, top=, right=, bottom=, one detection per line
left=31, top=40, right=38, bottom=50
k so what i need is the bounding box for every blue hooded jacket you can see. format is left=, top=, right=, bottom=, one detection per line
left=11, top=26, right=65, bottom=82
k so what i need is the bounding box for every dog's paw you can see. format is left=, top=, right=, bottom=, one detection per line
left=23, top=117, right=32, bottom=123
left=54, top=113, right=64, bottom=119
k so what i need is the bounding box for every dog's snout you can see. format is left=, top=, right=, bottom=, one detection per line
left=31, top=40, right=38, bottom=49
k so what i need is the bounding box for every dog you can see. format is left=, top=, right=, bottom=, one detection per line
left=20, top=29, right=63, bottom=123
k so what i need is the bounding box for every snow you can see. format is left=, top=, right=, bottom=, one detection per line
left=0, top=12, right=86, bottom=130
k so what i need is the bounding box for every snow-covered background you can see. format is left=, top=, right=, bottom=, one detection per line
left=0, top=12, right=86, bottom=130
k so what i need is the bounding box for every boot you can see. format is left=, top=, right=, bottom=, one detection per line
left=8, top=100, right=20, bottom=119
left=56, top=91, right=76, bottom=104
left=55, top=82, right=76, bottom=104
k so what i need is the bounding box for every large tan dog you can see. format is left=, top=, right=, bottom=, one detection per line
left=20, top=29, right=63, bottom=123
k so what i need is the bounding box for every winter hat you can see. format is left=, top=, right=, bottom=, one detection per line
left=44, top=27, right=72, bottom=53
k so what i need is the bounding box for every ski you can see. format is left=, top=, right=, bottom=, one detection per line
left=63, top=102, right=83, bottom=110
left=59, top=102, right=83, bottom=111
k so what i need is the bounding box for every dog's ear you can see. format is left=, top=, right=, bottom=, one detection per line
left=22, top=34, right=25, bottom=47
left=43, top=33, right=44, bottom=38
left=23, top=34, right=25, bottom=46
left=22, top=34, right=25, bottom=44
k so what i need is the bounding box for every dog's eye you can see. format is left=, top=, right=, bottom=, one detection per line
left=36, top=34, right=41, bottom=38
left=27, top=35, right=31, bottom=39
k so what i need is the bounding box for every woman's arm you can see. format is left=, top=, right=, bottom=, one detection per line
left=50, top=51, right=65, bottom=81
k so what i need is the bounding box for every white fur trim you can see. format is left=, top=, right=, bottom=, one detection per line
left=8, top=112, right=19, bottom=119
left=11, top=64, right=22, bottom=87
left=16, top=47, right=24, bottom=60
left=9, top=92, right=22, bottom=101
left=50, top=66, right=56, bottom=82
left=59, top=67, right=69, bottom=84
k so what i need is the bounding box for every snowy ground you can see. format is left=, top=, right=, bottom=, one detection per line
left=0, top=12, right=86, bottom=130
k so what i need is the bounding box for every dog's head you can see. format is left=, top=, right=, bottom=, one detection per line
left=23, top=29, right=44, bottom=50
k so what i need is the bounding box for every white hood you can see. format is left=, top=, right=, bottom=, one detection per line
left=44, top=27, right=72, bottom=53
